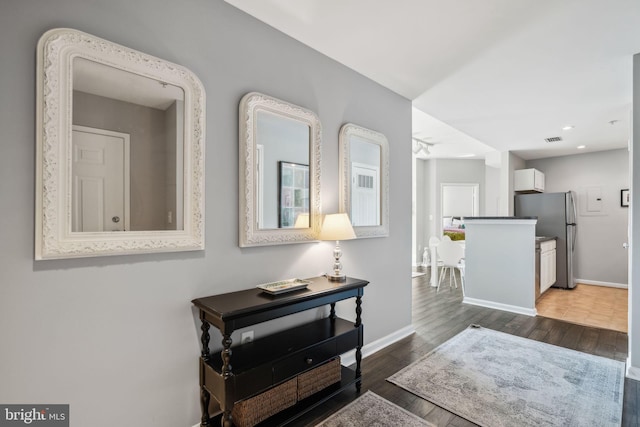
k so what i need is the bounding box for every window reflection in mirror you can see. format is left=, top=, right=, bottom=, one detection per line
left=339, top=123, right=389, bottom=238
left=349, top=136, right=381, bottom=226
left=255, top=110, right=310, bottom=230
left=71, top=57, right=184, bottom=232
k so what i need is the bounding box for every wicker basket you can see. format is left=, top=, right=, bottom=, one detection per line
left=297, top=357, right=342, bottom=401
left=231, top=378, right=297, bottom=427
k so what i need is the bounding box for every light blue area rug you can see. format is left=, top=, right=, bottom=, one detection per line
left=388, top=325, right=625, bottom=427
left=315, top=391, right=434, bottom=427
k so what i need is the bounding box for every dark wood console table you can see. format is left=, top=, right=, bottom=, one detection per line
left=192, top=276, right=368, bottom=427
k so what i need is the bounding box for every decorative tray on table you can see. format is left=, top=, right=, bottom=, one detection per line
left=257, top=278, right=311, bottom=295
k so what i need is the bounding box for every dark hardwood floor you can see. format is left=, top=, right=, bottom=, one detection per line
left=288, top=269, right=639, bottom=426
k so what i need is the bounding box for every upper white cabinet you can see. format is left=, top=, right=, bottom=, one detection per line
left=514, top=168, right=545, bottom=193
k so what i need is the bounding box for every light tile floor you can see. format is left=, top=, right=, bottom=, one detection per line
left=536, top=283, right=628, bottom=333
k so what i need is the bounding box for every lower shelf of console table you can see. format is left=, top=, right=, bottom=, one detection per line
left=192, top=276, right=368, bottom=427
left=206, top=366, right=359, bottom=427
left=201, top=317, right=361, bottom=401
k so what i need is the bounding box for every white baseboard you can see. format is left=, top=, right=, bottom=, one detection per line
left=341, top=325, right=415, bottom=366
left=575, top=279, right=628, bottom=289
left=626, top=358, right=640, bottom=381
left=463, top=297, right=537, bottom=317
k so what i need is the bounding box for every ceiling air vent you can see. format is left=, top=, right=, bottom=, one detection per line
left=544, top=136, right=563, bottom=143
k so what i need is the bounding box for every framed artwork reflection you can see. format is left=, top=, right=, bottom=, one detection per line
left=278, top=161, right=309, bottom=228
left=621, top=189, right=630, bottom=207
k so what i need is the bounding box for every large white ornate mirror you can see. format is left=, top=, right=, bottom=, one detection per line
left=35, top=28, right=205, bottom=259
left=339, top=123, right=389, bottom=238
left=239, top=92, right=321, bottom=247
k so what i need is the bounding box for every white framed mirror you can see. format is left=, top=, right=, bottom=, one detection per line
left=35, top=28, right=205, bottom=259
left=339, top=123, right=389, bottom=238
left=239, top=92, right=321, bottom=247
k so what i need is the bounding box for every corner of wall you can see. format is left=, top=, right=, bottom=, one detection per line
left=628, top=52, right=640, bottom=378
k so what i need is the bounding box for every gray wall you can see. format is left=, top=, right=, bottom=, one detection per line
left=628, top=52, right=639, bottom=376
left=527, top=149, right=629, bottom=285
left=413, top=158, right=429, bottom=264
left=0, top=1, right=412, bottom=426
left=464, top=220, right=537, bottom=313
left=507, top=152, right=526, bottom=215
left=485, top=165, right=500, bottom=216
left=165, top=101, right=179, bottom=230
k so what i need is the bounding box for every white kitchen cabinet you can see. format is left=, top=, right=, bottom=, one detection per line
left=540, top=239, right=556, bottom=294
left=514, top=168, right=545, bottom=193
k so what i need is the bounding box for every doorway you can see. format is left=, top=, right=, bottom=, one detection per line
left=440, top=183, right=478, bottom=232
left=72, top=125, right=130, bottom=232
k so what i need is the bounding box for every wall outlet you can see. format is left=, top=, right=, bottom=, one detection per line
left=241, top=331, right=254, bottom=344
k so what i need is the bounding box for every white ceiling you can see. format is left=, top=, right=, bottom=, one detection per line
left=223, top=0, right=640, bottom=160
left=74, top=57, right=183, bottom=110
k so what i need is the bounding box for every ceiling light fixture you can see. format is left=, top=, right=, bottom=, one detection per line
left=412, top=137, right=432, bottom=157
left=457, top=153, right=475, bottom=158
left=577, top=145, right=586, bottom=149
left=562, top=125, right=574, bottom=130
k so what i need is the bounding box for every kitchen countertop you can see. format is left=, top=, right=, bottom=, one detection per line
left=464, top=216, right=538, bottom=220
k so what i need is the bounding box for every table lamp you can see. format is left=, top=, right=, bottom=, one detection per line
left=318, top=213, right=357, bottom=282
left=294, top=213, right=310, bottom=228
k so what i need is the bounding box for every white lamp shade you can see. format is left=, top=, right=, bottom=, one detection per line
left=318, top=213, right=356, bottom=241
left=294, top=213, right=310, bottom=228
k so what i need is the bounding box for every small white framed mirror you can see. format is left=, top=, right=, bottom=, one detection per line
left=239, top=92, right=322, bottom=247
left=339, top=123, right=389, bottom=238
left=35, top=28, right=206, bottom=259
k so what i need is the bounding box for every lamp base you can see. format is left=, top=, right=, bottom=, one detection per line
left=327, top=274, right=347, bottom=282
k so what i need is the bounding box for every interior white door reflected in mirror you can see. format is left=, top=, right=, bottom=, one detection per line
left=339, top=123, right=389, bottom=238
left=72, top=126, right=130, bottom=232
left=239, top=92, right=321, bottom=247
left=72, top=57, right=185, bottom=232
left=35, top=28, right=205, bottom=259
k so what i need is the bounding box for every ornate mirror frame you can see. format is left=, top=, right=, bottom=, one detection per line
left=339, top=123, right=389, bottom=238
left=35, top=28, right=206, bottom=259
left=239, top=92, right=322, bottom=247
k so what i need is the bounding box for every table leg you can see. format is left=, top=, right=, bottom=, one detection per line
left=221, top=333, right=234, bottom=427
left=200, top=387, right=210, bottom=427
left=430, top=245, right=439, bottom=288
left=221, top=411, right=233, bottom=427
left=200, top=315, right=211, bottom=361
left=199, top=313, right=211, bottom=425
left=355, top=295, right=363, bottom=390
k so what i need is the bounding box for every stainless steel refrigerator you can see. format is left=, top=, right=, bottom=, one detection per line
left=514, top=191, right=577, bottom=289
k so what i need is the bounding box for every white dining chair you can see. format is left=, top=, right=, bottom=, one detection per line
left=437, top=236, right=465, bottom=292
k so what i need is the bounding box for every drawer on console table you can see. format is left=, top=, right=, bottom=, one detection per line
left=273, top=339, right=337, bottom=383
